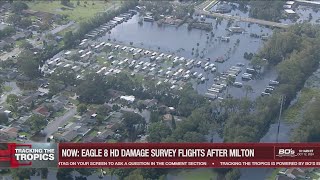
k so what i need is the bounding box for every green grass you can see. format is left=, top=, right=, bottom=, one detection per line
left=18, top=132, right=31, bottom=137
left=107, top=139, right=117, bottom=143
left=26, top=1, right=119, bottom=23
left=267, top=169, right=280, bottom=180
left=169, top=169, right=217, bottom=180
left=52, top=108, right=67, bottom=118
left=284, top=88, right=320, bottom=123
left=72, top=135, right=82, bottom=142
left=89, top=130, right=98, bottom=137
left=69, top=98, right=79, bottom=106
left=2, top=86, right=12, bottom=92
left=96, top=55, right=110, bottom=66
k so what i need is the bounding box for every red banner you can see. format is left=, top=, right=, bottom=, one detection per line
left=58, top=143, right=320, bottom=168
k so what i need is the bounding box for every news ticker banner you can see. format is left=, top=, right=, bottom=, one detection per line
left=1, top=143, right=320, bottom=168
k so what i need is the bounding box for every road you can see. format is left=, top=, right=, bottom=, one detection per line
left=196, top=0, right=289, bottom=29
left=50, top=21, right=75, bottom=35
left=42, top=106, right=77, bottom=140
left=0, top=47, right=21, bottom=61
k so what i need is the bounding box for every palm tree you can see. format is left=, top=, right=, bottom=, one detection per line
left=225, top=76, right=234, bottom=96
left=243, top=84, right=253, bottom=98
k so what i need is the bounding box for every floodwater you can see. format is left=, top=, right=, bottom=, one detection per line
left=211, top=2, right=320, bottom=25
left=98, top=14, right=276, bottom=99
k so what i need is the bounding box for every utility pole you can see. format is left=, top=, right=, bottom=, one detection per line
left=276, top=95, right=285, bottom=143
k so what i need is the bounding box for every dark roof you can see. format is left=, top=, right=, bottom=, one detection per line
left=62, top=130, right=78, bottom=142
left=33, top=106, right=50, bottom=117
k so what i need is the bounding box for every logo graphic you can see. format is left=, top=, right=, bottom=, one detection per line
left=0, top=143, right=32, bottom=168
left=276, top=148, right=296, bottom=158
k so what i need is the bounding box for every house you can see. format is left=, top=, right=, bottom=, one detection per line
left=52, top=95, right=69, bottom=106
left=120, top=95, right=135, bottom=103
left=75, top=125, right=91, bottom=137
left=33, top=106, right=50, bottom=117
left=275, top=175, right=293, bottom=180
left=0, top=127, right=18, bottom=140
left=20, top=92, right=41, bottom=106
left=142, top=99, right=158, bottom=109
left=59, top=130, right=78, bottom=142
left=163, top=114, right=173, bottom=122
left=284, top=168, right=307, bottom=179
left=51, top=101, right=64, bottom=112
left=215, top=3, right=232, bottom=13
left=11, top=31, right=32, bottom=41
left=80, top=114, right=97, bottom=125
left=0, top=40, right=13, bottom=50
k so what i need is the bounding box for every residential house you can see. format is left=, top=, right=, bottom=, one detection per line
left=20, top=92, right=41, bottom=106
left=142, top=99, right=158, bottom=109
left=275, top=175, right=293, bottom=180
left=33, top=106, right=50, bottom=117
left=58, top=130, right=78, bottom=142
left=52, top=95, right=69, bottom=106
left=80, top=114, right=97, bottom=125
left=74, top=125, right=91, bottom=137
left=284, top=168, right=307, bottom=179
left=0, top=127, right=18, bottom=140
left=0, top=40, right=12, bottom=50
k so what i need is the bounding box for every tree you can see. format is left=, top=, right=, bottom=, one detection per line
left=243, top=85, right=253, bottom=98
left=122, top=112, right=145, bottom=142
left=171, top=116, right=176, bottom=129
left=17, top=50, right=40, bottom=79
left=48, top=81, right=64, bottom=97
left=0, top=112, right=9, bottom=125
left=12, top=1, right=28, bottom=13
left=26, top=114, right=47, bottom=133
left=40, top=168, right=49, bottom=179
left=183, top=131, right=205, bottom=142
left=76, top=168, right=93, bottom=176
left=225, top=169, right=241, bottom=180
left=77, top=104, right=87, bottom=115
left=150, top=110, right=161, bottom=123
left=11, top=169, right=32, bottom=180
left=57, top=168, right=74, bottom=180
left=63, top=31, right=75, bottom=48
left=19, top=41, right=33, bottom=50
left=141, top=168, right=167, bottom=180
left=148, top=122, right=171, bottom=142
left=96, top=105, right=109, bottom=116
left=77, top=73, right=107, bottom=104
left=112, top=104, right=121, bottom=111
left=6, top=94, right=18, bottom=105
left=51, top=67, right=77, bottom=86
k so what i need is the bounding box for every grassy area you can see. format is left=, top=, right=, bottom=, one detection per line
left=26, top=1, right=119, bottom=23
left=96, top=55, right=110, bottom=66
left=267, top=169, right=280, bottom=180
left=18, top=132, right=31, bottom=138
left=168, top=169, right=217, bottom=180
left=54, top=108, right=67, bottom=117
left=284, top=88, right=320, bottom=123
left=69, top=98, right=80, bottom=106
left=89, top=129, right=98, bottom=137
left=72, top=135, right=82, bottom=142
left=2, top=86, right=12, bottom=92
left=107, top=139, right=117, bottom=143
